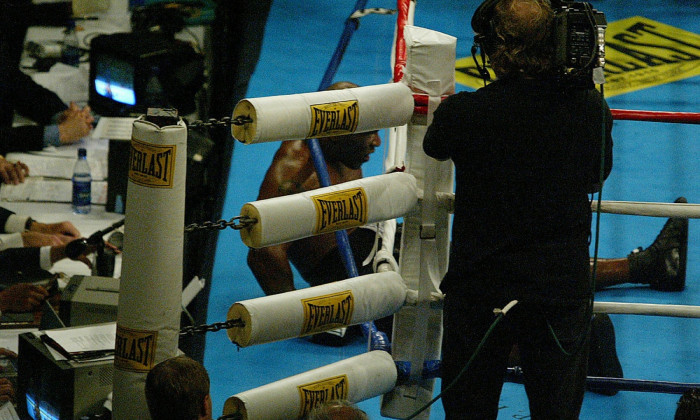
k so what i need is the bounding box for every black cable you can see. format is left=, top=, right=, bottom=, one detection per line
left=403, top=300, right=518, bottom=420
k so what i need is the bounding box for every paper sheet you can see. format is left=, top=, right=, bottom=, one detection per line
left=0, top=402, right=20, bottom=420
left=5, top=152, right=107, bottom=181
left=0, top=329, right=38, bottom=354
left=91, top=117, right=137, bottom=141
left=0, top=177, right=107, bottom=204
left=44, top=322, right=115, bottom=354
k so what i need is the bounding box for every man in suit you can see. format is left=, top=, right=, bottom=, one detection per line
left=0, top=0, right=93, bottom=156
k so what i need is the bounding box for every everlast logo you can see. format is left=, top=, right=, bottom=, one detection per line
left=128, top=138, right=177, bottom=188
left=298, top=375, right=349, bottom=418
left=301, top=291, right=354, bottom=335
left=312, top=187, right=368, bottom=235
left=114, top=325, right=157, bottom=372
left=308, top=100, right=359, bottom=138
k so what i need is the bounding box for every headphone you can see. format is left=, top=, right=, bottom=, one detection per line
left=470, top=0, right=502, bottom=82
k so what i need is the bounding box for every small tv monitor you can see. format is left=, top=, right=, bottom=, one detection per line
left=17, top=332, right=113, bottom=420
left=93, top=56, right=137, bottom=107
left=88, top=32, right=204, bottom=117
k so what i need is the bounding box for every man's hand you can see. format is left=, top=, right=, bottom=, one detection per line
left=58, top=102, right=94, bottom=144
left=25, top=221, right=81, bottom=246
left=0, top=157, right=28, bottom=185
left=21, top=231, right=65, bottom=247
left=0, top=283, right=48, bottom=313
left=0, top=378, right=15, bottom=403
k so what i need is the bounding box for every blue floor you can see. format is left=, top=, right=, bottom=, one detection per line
left=203, top=1, right=700, bottom=418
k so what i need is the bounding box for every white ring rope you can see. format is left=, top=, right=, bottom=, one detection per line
left=591, top=200, right=700, bottom=218
left=594, top=302, right=700, bottom=318
left=432, top=193, right=700, bottom=219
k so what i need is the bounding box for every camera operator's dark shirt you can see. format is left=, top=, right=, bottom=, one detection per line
left=423, top=76, right=613, bottom=305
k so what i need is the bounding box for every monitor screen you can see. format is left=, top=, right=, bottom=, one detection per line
left=93, top=55, right=136, bottom=106
left=23, top=363, right=61, bottom=420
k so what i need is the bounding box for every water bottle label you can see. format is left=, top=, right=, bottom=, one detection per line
left=73, top=181, right=91, bottom=206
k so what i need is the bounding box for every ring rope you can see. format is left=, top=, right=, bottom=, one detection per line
left=433, top=194, right=700, bottom=219
left=591, top=200, right=700, bottom=218
left=611, top=109, right=700, bottom=124
left=594, top=302, right=700, bottom=318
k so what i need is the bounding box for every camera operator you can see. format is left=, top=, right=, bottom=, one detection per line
left=423, top=0, right=613, bottom=418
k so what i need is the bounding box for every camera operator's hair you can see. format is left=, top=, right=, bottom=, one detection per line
left=488, top=0, right=555, bottom=77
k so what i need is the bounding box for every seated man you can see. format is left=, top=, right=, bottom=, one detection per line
left=0, top=156, right=28, bottom=185
left=0, top=0, right=93, bottom=156
left=247, top=81, right=381, bottom=295
left=0, top=232, right=99, bottom=280
left=0, top=206, right=81, bottom=251
left=145, top=355, right=212, bottom=420
left=0, top=282, right=50, bottom=317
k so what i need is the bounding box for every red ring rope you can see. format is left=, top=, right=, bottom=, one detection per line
left=393, top=0, right=698, bottom=126
left=393, top=0, right=411, bottom=83
left=611, top=109, right=700, bottom=124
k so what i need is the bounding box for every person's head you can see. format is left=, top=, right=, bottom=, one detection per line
left=306, top=399, right=369, bottom=420
left=317, top=81, right=381, bottom=170
left=145, top=355, right=212, bottom=420
left=479, top=0, right=555, bottom=78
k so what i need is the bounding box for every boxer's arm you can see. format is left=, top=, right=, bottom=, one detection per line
left=248, top=242, right=295, bottom=295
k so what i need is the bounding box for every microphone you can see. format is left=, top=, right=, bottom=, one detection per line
left=471, top=42, right=491, bottom=82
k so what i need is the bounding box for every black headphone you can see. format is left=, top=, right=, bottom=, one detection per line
left=470, top=0, right=502, bottom=82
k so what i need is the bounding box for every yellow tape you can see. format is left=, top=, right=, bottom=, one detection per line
left=128, top=138, right=177, bottom=188
left=297, top=375, right=349, bottom=418
left=114, top=325, right=158, bottom=372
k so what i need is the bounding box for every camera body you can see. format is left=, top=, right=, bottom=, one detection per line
left=551, top=1, right=607, bottom=88
left=471, top=0, right=607, bottom=88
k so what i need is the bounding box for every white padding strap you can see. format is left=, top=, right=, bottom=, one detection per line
left=239, top=172, right=418, bottom=248
left=227, top=271, right=407, bottom=347
left=232, top=83, right=415, bottom=144
left=223, top=351, right=397, bottom=420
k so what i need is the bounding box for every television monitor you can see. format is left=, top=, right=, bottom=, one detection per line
left=93, top=56, right=137, bottom=108
left=17, top=332, right=113, bottom=420
left=88, top=32, right=204, bottom=117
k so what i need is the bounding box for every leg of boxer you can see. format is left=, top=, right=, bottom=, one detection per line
left=595, top=197, right=688, bottom=291
left=626, top=197, right=688, bottom=291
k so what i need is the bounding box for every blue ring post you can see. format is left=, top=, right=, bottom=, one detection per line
left=306, top=0, right=389, bottom=349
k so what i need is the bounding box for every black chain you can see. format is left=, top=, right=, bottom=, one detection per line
left=179, top=318, right=245, bottom=337
left=184, top=216, right=257, bottom=232
left=186, top=116, right=252, bottom=130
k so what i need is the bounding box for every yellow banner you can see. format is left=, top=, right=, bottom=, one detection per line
left=455, top=17, right=700, bottom=97
left=311, top=187, right=368, bottom=234
left=300, top=290, right=355, bottom=335
left=128, top=138, right=177, bottom=188
left=308, top=100, right=359, bottom=138
left=298, top=375, right=349, bottom=418
left=114, top=325, right=158, bottom=372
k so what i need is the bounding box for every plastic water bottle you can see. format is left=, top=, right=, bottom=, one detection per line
left=61, top=20, right=81, bottom=67
left=72, top=148, right=92, bottom=214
